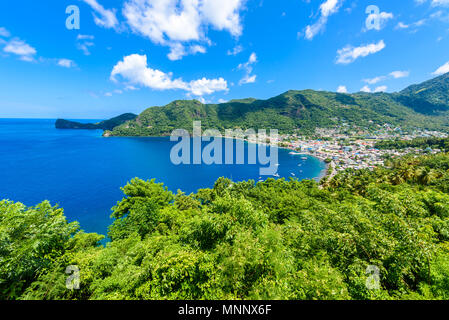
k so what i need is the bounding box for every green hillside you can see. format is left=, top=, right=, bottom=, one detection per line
left=397, top=73, right=449, bottom=114
left=108, top=75, right=449, bottom=137
left=56, top=113, right=137, bottom=131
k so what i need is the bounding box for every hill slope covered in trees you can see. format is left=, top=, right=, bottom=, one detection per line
left=55, top=113, right=137, bottom=131
left=106, top=74, right=449, bottom=137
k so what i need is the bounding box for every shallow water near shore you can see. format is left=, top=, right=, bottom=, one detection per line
left=0, top=119, right=326, bottom=235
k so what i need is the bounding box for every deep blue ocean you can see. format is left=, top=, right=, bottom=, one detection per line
left=0, top=119, right=326, bottom=235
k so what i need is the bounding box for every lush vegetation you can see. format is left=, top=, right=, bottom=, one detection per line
left=2, top=153, right=449, bottom=300
left=375, top=137, right=449, bottom=151
left=106, top=75, right=449, bottom=137
left=56, top=113, right=137, bottom=131
left=398, top=73, right=449, bottom=114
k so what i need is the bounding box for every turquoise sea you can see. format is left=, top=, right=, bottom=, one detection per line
left=0, top=119, right=326, bottom=235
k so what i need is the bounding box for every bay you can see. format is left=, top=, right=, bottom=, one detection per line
left=0, top=119, right=326, bottom=235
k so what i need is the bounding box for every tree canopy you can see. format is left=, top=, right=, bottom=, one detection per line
left=2, top=153, right=449, bottom=300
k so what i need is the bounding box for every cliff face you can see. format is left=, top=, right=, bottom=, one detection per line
left=55, top=113, right=138, bottom=131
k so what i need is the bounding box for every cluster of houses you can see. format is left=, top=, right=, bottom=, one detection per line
left=277, top=125, right=448, bottom=173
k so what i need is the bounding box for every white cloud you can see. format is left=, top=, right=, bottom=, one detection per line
left=432, top=0, right=449, bottom=6
left=238, top=52, right=257, bottom=85
left=337, top=85, right=348, bottom=93
left=3, top=38, right=36, bottom=61
left=57, top=59, right=76, bottom=68
left=395, top=19, right=427, bottom=30
left=227, top=45, right=243, bottom=56
left=123, top=0, right=246, bottom=60
left=189, top=77, right=229, bottom=95
left=77, top=41, right=95, bottom=55
left=190, top=45, right=206, bottom=54
left=396, top=22, right=409, bottom=29
left=82, top=0, right=119, bottom=29
left=201, top=0, right=246, bottom=36
left=390, top=70, right=410, bottom=78
left=363, top=70, right=409, bottom=85
left=374, top=85, right=387, bottom=93
left=417, top=0, right=449, bottom=7
left=432, top=61, right=449, bottom=75
left=0, top=27, right=10, bottom=37
left=360, top=85, right=371, bottom=93
left=110, top=53, right=228, bottom=96
left=336, top=40, right=386, bottom=64
left=239, top=74, right=256, bottom=85
left=304, top=0, right=343, bottom=40
left=76, top=34, right=95, bottom=56
left=363, top=76, right=386, bottom=85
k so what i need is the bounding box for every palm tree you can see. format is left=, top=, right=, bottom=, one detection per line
left=416, top=168, right=438, bottom=185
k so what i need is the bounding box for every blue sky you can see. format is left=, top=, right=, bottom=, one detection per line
left=0, top=0, right=449, bottom=118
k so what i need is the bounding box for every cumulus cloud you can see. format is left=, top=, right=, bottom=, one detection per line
left=110, top=53, right=228, bottom=96
left=374, top=85, right=388, bottom=93
left=238, top=52, right=257, bottom=85
left=82, top=0, right=119, bottom=29
left=336, top=40, right=385, bottom=64
left=433, top=61, right=449, bottom=75
left=304, top=0, right=343, bottom=40
left=123, top=0, right=246, bottom=60
left=360, top=85, right=371, bottom=93
left=337, top=85, right=348, bottom=93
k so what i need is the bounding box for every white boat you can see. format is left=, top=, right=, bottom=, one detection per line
left=301, top=156, right=307, bottom=160
left=289, top=151, right=302, bottom=155
left=291, top=172, right=295, bottom=176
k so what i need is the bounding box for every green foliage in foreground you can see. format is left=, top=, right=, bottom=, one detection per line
left=375, top=137, right=449, bottom=152
left=2, top=154, right=449, bottom=300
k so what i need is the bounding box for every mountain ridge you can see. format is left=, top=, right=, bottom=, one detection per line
left=56, top=74, right=449, bottom=136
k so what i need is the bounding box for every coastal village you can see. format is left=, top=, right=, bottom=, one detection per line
left=274, top=124, right=448, bottom=175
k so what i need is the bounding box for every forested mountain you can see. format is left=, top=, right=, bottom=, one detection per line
left=105, top=74, right=449, bottom=137
left=2, top=152, right=449, bottom=300
left=397, top=73, right=449, bottom=114
left=55, top=113, right=137, bottom=131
